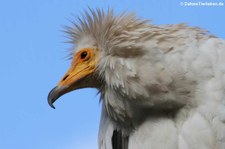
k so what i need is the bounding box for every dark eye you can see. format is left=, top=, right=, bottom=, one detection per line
left=80, top=51, right=87, bottom=59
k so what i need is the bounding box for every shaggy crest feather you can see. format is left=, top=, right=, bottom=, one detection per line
left=66, top=8, right=150, bottom=54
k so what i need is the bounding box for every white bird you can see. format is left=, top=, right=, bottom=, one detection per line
left=48, top=8, right=225, bottom=149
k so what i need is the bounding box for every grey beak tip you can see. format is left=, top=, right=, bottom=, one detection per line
left=48, top=86, right=59, bottom=109
left=48, top=86, right=67, bottom=109
left=48, top=101, right=56, bottom=109
left=50, top=105, right=56, bottom=109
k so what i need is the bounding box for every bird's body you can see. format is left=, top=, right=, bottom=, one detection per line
left=99, top=30, right=225, bottom=149
left=48, top=9, right=225, bottom=149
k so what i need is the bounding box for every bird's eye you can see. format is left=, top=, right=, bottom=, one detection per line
left=80, top=51, right=88, bottom=59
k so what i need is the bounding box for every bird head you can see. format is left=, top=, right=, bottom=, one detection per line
left=48, top=8, right=153, bottom=109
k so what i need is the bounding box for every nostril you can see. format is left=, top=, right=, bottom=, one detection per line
left=62, top=74, right=69, bottom=81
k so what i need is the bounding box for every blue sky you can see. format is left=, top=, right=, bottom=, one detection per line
left=0, top=0, right=224, bottom=149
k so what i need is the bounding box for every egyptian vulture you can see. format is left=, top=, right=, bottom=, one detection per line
left=48, top=9, right=225, bottom=149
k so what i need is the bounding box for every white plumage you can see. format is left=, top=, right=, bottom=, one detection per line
left=48, top=9, right=225, bottom=149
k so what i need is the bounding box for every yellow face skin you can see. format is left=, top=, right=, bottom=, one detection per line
left=58, top=48, right=98, bottom=88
